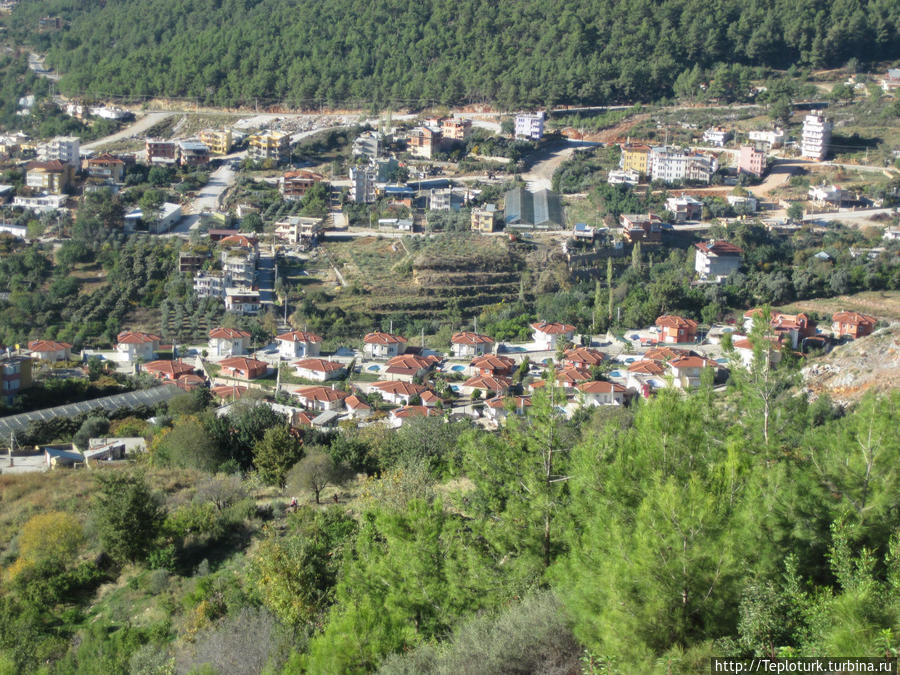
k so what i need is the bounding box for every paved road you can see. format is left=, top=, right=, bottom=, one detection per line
left=81, top=112, right=174, bottom=151
left=803, top=207, right=898, bottom=225
left=256, top=253, right=276, bottom=304
left=522, top=139, right=601, bottom=191
left=0, top=385, right=181, bottom=436
left=174, top=161, right=240, bottom=233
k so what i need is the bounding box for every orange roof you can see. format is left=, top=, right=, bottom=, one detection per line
left=117, top=331, right=161, bottom=345
left=463, top=375, right=511, bottom=391
left=391, top=405, right=436, bottom=419
left=294, top=386, right=349, bottom=403
left=577, top=380, right=627, bottom=394
left=345, top=394, right=371, bottom=410
left=219, top=234, right=256, bottom=248
left=143, top=359, right=195, bottom=377
left=211, top=384, right=248, bottom=399
left=175, top=374, right=206, bottom=390
left=283, top=169, right=323, bottom=180
left=28, top=339, right=72, bottom=352
left=88, top=153, right=124, bottom=166
left=531, top=321, right=576, bottom=335
left=655, top=315, right=698, bottom=330
left=295, top=411, right=316, bottom=426
left=695, top=240, right=742, bottom=256
left=386, top=354, right=435, bottom=369
left=26, top=159, right=67, bottom=172
left=733, top=336, right=781, bottom=351
left=371, top=380, right=427, bottom=396
left=470, top=354, right=516, bottom=371
left=643, top=346, right=692, bottom=361
left=669, top=356, right=715, bottom=369
left=364, top=331, right=407, bottom=345
left=564, top=347, right=605, bottom=366
left=294, top=358, right=345, bottom=373
left=209, top=326, right=251, bottom=339
left=451, top=331, right=494, bottom=345
left=628, top=360, right=666, bottom=375
left=420, top=390, right=441, bottom=403
left=219, top=356, right=268, bottom=371
left=556, top=366, right=592, bottom=384
left=832, top=311, right=876, bottom=326
left=486, top=395, right=532, bottom=409
left=276, top=330, right=322, bottom=343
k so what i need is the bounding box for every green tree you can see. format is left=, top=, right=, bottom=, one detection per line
left=253, top=425, right=303, bottom=488
left=92, top=472, right=165, bottom=563
left=287, top=450, right=347, bottom=504
left=73, top=415, right=110, bottom=450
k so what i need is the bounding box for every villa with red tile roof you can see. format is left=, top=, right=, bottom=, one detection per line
left=293, top=385, right=348, bottom=412
left=484, top=395, right=532, bottom=421
left=643, top=346, right=694, bottom=362
left=732, top=336, right=783, bottom=368
left=461, top=375, right=511, bottom=397
left=388, top=405, right=437, bottom=428
left=116, top=331, right=161, bottom=362
left=470, top=354, right=516, bottom=377
left=668, top=356, right=716, bottom=389
left=344, top=394, right=372, bottom=420
left=577, top=380, right=627, bottom=406
left=694, top=240, right=742, bottom=281
left=563, top=347, right=605, bottom=368
left=210, top=384, right=248, bottom=400
left=831, top=311, right=877, bottom=340
left=142, top=359, right=196, bottom=382
left=367, top=380, right=436, bottom=407
left=556, top=366, right=593, bottom=388
left=218, top=356, right=269, bottom=380
left=450, top=331, right=494, bottom=358
left=384, top=354, right=439, bottom=381
left=176, top=374, right=206, bottom=391
left=743, top=309, right=816, bottom=349
left=293, top=358, right=347, bottom=382
left=27, top=340, right=72, bottom=362
left=208, top=327, right=251, bottom=357
left=625, top=360, right=668, bottom=395
left=276, top=330, right=322, bottom=359
left=531, top=322, right=576, bottom=350
left=364, top=331, right=408, bottom=359
left=655, top=315, right=698, bottom=344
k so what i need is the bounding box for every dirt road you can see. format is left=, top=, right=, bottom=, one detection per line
left=81, top=112, right=174, bottom=151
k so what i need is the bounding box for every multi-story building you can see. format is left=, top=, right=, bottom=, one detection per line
left=37, top=136, right=80, bottom=167
left=748, top=128, right=785, bottom=149
left=145, top=139, right=178, bottom=165
left=441, top=118, right=472, bottom=141
left=515, top=112, right=545, bottom=140
left=349, top=166, right=377, bottom=204
left=801, top=114, right=831, bottom=160
left=178, top=252, right=205, bottom=274
left=429, top=188, right=452, bottom=211
left=738, top=145, right=766, bottom=178
left=649, top=146, right=717, bottom=184
left=665, top=195, right=703, bottom=222
left=471, top=205, right=498, bottom=232
left=12, top=194, right=66, bottom=212
left=280, top=170, right=324, bottom=201
left=86, top=154, right=126, bottom=182
left=248, top=130, right=291, bottom=163
left=694, top=240, right=742, bottom=281
left=352, top=131, right=381, bottom=158
left=608, top=169, right=640, bottom=186
left=225, top=288, right=260, bottom=315
left=621, top=213, right=662, bottom=243
left=193, top=270, right=228, bottom=298
left=274, top=216, right=324, bottom=248
left=408, top=127, right=438, bottom=158
left=1, top=354, right=32, bottom=404
left=177, top=141, right=210, bottom=167
left=620, top=144, right=652, bottom=175
left=25, top=160, right=73, bottom=194
left=702, top=127, right=732, bottom=147
left=199, top=129, right=233, bottom=155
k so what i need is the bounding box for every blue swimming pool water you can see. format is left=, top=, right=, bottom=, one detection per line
left=625, top=357, right=635, bottom=364
left=451, top=365, right=465, bottom=372
left=609, top=370, right=621, bottom=377
left=367, top=365, right=380, bottom=371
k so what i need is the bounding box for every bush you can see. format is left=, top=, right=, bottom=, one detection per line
left=92, top=472, right=165, bottom=564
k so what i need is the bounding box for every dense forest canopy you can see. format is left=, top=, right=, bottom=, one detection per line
left=9, top=0, right=900, bottom=107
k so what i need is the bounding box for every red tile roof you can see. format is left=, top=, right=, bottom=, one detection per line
left=451, top=331, right=494, bottom=345
left=175, top=374, right=206, bottom=390
left=364, top=331, right=408, bottom=345
left=486, top=395, right=532, bottom=409
left=470, top=354, right=516, bottom=372
left=832, top=311, right=876, bottom=327
left=209, top=326, right=251, bottom=339
left=695, top=240, right=742, bottom=256
left=463, top=375, right=511, bottom=391
left=371, top=381, right=428, bottom=396
left=655, top=315, right=698, bottom=330
left=26, top=160, right=67, bottom=172
left=117, top=331, right=161, bottom=345
left=211, top=385, right=248, bottom=399
left=219, top=357, right=269, bottom=376
left=345, top=394, right=371, bottom=410
left=669, top=356, right=715, bottom=369
left=563, top=347, right=605, bottom=366
left=628, top=360, right=666, bottom=375
left=577, top=380, right=627, bottom=394
left=28, top=340, right=72, bottom=352
left=391, top=405, right=436, bottom=419
left=643, top=346, right=693, bottom=361
left=556, top=366, right=593, bottom=384
left=531, top=321, right=576, bottom=335
left=294, top=386, right=349, bottom=403
left=143, top=359, right=196, bottom=378
left=219, top=234, right=256, bottom=248
left=276, top=330, right=322, bottom=343
left=293, top=358, right=345, bottom=373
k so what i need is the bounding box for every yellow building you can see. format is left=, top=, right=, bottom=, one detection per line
left=620, top=144, right=651, bottom=175
left=471, top=205, right=498, bottom=233
left=199, top=129, right=233, bottom=155
left=248, top=131, right=291, bottom=163
left=25, top=160, right=73, bottom=194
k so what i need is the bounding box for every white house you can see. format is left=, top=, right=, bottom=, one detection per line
left=363, top=331, right=407, bottom=359
left=388, top=405, right=437, bottom=428
left=293, top=358, right=346, bottom=382
left=224, top=288, right=260, bottom=315
left=514, top=112, right=545, bottom=140
left=367, top=380, right=436, bottom=407
left=27, top=340, right=72, bottom=362
left=484, top=395, right=532, bottom=422
left=208, top=327, right=251, bottom=357
left=702, top=127, right=732, bottom=147
left=667, top=356, right=716, bottom=389
left=115, top=331, right=161, bottom=362
left=450, top=332, right=495, bottom=359
left=577, top=380, right=627, bottom=406
left=276, top=330, right=322, bottom=359
left=531, top=322, right=575, bottom=351
left=694, top=240, right=742, bottom=281
left=293, top=385, right=348, bottom=412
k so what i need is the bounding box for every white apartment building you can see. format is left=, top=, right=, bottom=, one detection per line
left=193, top=271, right=228, bottom=299
left=37, top=136, right=80, bottom=167
left=801, top=114, right=831, bottom=160
left=349, top=166, right=376, bottom=204
left=649, top=147, right=717, bottom=184
left=702, top=127, right=732, bottom=147
left=748, top=128, right=785, bottom=149
left=515, top=112, right=545, bottom=140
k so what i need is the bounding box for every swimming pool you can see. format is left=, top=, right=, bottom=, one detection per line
left=451, top=365, right=465, bottom=372
left=625, top=357, right=635, bottom=364
left=609, top=370, right=622, bottom=378
left=367, top=365, right=380, bottom=372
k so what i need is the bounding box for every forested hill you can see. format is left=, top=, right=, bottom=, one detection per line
left=10, top=0, right=900, bottom=107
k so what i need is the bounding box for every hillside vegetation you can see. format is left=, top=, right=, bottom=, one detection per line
left=8, top=0, right=900, bottom=107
